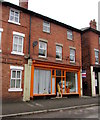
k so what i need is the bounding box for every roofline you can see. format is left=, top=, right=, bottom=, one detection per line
left=1, top=1, right=81, bottom=33
left=82, top=27, right=100, bottom=35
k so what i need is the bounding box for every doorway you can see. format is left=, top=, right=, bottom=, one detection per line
left=95, top=72, right=99, bottom=94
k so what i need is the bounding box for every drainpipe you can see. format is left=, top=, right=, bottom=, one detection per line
left=28, top=15, right=31, bottom=58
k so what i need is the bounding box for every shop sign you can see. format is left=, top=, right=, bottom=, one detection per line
left=82, top=70, right=86, bottom=78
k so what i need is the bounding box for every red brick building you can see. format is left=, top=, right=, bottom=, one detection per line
left=0, top=0, right=82, bottom=101
left=82, top=19, right=100, bottom=96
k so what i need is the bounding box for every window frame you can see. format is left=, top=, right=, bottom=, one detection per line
left=70, top=48, right=75, bottom=63
left=56, top=45, right=62, bottom=60
left=94, top=49, right=99, bottom=64
left=8, top=66, right=23, bottom=92
left=39, top=40, right=47, bottom=58
left=8, top=8, right=20, bottom=25
left=0, top=28, right=3, bottom=52
left=67, top=30, right=73, bottom=40
left=11, top=31, right=25, bottom=56
left=43, top=21, right=50, bottom=33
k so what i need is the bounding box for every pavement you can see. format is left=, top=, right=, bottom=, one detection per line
left=1, top=96, right=99, bottom=118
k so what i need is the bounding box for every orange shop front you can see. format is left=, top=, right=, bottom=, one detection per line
left=30, top=61, right=81, bottom=98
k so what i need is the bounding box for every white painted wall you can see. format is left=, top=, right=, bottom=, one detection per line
left=80, top=69, right=83, bottom=96
left=91, top=66, right=96, bottom=96
left=23, top=59, right=32, bottom=101
left=98, top=72, right=100, bottom=95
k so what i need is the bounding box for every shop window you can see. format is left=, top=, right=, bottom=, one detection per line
left=52, top=70, right=54, bottom=76
left=66, top=72, right=78, bottom=93
left=8, top=8, right=20, bottom=25
left=43, top=21, right=50, bottom=33
left=34, top=69, right=51, bottom=94
left=52, top=76, right=55, bottom=94
left=70, top=48, right=75, bottom=63
left=39, top=41, right=47, bottom=58
left=8, top=66, right=23, bottom=92
left=56, top=45, right=62, bottom=60
left=67, top=30, right=73, bottom=40
left=56, top=70, right=61, bottom=76
left=95, top=50, right=99, bottom=64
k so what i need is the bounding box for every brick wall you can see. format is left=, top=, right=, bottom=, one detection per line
left=82, top=30, right=100, bottom=96
left=30, top=17, right=82, bottom=67
left=1, top=4, right=82, bottom=101
left=1, top=5, right=30, bottom=101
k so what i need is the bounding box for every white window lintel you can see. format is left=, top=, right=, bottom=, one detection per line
left=10, top=65, right=23, bottom=70
left=39, top=38, right=48, bottom=43
left=13, top=31, right=25, bottom=37
left=94, top=49, right=99, bottom=52
left=55, top=43, right=63, bottom=47
left=69, top=46, right=76, bottom=49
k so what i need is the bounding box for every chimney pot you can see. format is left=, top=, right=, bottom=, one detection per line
left=19, top=0, right=28, bottom=9
left=89, top=19, right=97, bottom=30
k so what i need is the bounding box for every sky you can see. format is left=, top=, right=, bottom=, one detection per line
left=4, top=0, right=100, bottom=30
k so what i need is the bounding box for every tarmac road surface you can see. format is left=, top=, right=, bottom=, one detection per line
left=15, top=106, right=99, bottom=118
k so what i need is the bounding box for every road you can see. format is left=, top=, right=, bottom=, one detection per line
left=15, top=106, right=99, bottom=118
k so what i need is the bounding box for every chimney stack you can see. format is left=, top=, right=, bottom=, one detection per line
left=89, top=19, right=97, bottom=30
left=19, top=0, right=28, bottom=9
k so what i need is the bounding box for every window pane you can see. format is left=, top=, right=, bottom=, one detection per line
left=19, top=37, right=22, bottom=45
left=70, top=49, right=75, bottom=62
left=56, top=46, right=62, bottom=59
left=11, top=79, right=15, bottom=88
left=17, top=71, right=21, bottom=78
left=39, top=49, right=45, bottom=56
left=56, top=70, right=61, bottom=76
left=12, top=71, right=16, bottom=78
left=18, top=45, right=22, bottom=52
left=14, top=36, right=18, bottom=44
left=10, top=16, right=14, bottom=21
left=39, top=42, right=47, bottom=57
left=16, top=79, right=20, bottom=88
left=99, top=37, right=100, bottom=44
left=67, top=30, right=72, bottom=40
left=43, top=21, right=50, bottom=33
left=11, top=10, right=14, bottom=15
left=66, top=72, right=77, bottom=93
left=15, top=12, right=18, bottom=17
left=95, top=51, right=98, bottom=57
left=15, top=17, right=18, bottom=22
left=13, top=44, right=17, bottom=51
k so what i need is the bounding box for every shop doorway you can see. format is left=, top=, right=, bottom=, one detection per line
left=56, top=77, right=61, bottom=96
left=95, top=72, right=99, bottom=95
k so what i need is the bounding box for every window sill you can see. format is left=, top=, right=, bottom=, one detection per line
left=11, top=51, right=24, bottom=56
left=8, top=88, right=23, bottom=92
left=70, top=61, right=75, bottom=64
left=38, top=55, right=47, bottom=59
left=67, top=38, right=73, bottom=41
left=8, top=20, right=21, bottom=26
left=43, top=30, right=50, bottom=34
left=56, top=58, right=62, bottom=61
left=95, top=62, right=99, bottom=65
